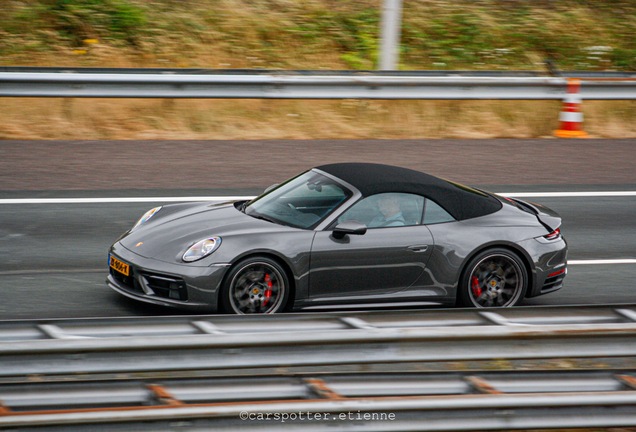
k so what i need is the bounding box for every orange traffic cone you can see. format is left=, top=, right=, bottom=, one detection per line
left=554, top=78, right=588, bottom=138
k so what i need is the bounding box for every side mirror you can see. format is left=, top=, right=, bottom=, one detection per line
left=332, top=221, right=367, bottom=240
left=263, top=183, right=279, bottom=194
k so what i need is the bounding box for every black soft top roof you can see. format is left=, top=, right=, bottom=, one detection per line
left=316, top=163, right=502, bottom=221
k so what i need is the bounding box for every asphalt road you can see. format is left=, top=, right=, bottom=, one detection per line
left=1, top=190, right=635, bottom=319
left=0, top=139, right=635, bottom=319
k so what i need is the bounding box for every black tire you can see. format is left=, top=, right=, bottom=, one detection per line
left=221, top=257, right=290, bottom=314
left=458, top=248, right=528, bottom=308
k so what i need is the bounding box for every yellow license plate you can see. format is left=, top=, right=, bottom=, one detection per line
left=109, top=255, right=130, bottom=276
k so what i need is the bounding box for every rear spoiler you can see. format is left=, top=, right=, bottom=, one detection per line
left=509, top=198, right=562, bottom=232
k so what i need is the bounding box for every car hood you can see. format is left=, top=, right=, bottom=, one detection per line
left=119, top=202, right=289, bottom=263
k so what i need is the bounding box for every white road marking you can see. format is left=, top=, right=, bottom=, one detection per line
left=1, top=191, right=635, bottom=204
left=0, top=196, right=254, bottom=204
left=1, top=194, right=634, bottom=265
left=569, top=259, right=636, bottom=265
left=503, top=191, right=636, bottom=198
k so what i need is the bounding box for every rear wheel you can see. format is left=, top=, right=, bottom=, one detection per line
left=221, top=257, right=289, bottom=314
left=458, top=248, right=527, bottom=308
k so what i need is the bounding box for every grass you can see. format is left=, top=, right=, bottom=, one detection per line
left=2, top=97, right=634, bottom=140
left=1, top=0, right=636, bottom=140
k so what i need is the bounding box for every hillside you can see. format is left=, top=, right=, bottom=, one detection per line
left=1, top=0, right=635, bottom=139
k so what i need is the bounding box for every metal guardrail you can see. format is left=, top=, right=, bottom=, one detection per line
left=1, top=306, right=636, bottom=430
left=3, top=66, right=636, bottom=77
left=1, top=68, right=635, bottom=99
left=1, top=306, right=635, bottom=377
left=1, top=370, right=635, bottom=430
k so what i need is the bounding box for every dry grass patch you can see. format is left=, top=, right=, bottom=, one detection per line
left=3, top=98, right=635, bottom=140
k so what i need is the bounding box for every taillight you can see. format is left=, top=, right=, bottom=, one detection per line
left=544, top=227, right=561, bottom=240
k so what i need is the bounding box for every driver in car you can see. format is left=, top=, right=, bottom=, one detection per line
left=369, top=195, right=406, bottom=227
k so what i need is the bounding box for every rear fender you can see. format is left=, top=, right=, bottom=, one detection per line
left=511, top=199, right=562, bottom=232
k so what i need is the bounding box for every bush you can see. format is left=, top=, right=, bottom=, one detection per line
left=43, top=0, right=146, bottom=46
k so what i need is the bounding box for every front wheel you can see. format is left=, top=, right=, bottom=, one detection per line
left=221, top=257, right=289, bottom=314
left=458, top=248, right=528, bottom=308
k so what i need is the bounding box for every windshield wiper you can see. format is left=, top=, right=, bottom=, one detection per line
left=247, top=211, right=279, bottom=224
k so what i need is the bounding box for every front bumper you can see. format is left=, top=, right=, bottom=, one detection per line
left=107, top=242, right=229, bottom=311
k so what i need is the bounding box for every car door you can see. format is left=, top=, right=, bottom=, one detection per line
left=308, top=193, right=434, bottom=301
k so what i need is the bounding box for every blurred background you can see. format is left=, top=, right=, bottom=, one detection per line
left=1, top=0, right=636, bottom=140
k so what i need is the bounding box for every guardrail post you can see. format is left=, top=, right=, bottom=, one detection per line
left=62, top=98, right=74, bottom=120
left=379, top=0, right=403, bottom=70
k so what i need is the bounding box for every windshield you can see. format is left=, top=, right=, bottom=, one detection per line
left=244, top=171, right=352, bottom=229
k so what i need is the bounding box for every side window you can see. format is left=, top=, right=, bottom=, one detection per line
left=338, top=193, right=424, bottom=228
left=423, top=199, right=455, bottom=224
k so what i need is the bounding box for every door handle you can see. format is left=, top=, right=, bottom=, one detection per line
left=408, top=245, right=429, bottom=253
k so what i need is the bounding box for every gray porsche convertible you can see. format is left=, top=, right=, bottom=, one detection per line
left=108, top=163, right=567, bottom=313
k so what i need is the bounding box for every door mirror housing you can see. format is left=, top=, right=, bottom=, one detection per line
left=332, top=221, right=367, bottom=240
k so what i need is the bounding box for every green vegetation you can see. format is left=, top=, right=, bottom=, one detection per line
left=1, top=0, right=636, bottom=140
left=2, top=0, right=636, bottom=70
left=46, top=0, right=146, bottom=46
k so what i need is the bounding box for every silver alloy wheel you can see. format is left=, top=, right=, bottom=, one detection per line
left=467, top=253, right=525, bottom=307
left=228, top=261, right=287, bottom=314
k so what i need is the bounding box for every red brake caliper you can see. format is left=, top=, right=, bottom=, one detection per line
left=471, top=276, right=482, bottom=297
left=263, top=274, right=273, bottom=306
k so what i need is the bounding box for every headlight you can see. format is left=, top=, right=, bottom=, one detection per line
left=183, top=237, right=222, bottom=262
left=131, top=206, right=162, bottom=231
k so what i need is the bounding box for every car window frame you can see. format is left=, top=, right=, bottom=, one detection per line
left=422, top=197, right=456, bottom=225
left=330, top=192, right=427, bottom=230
